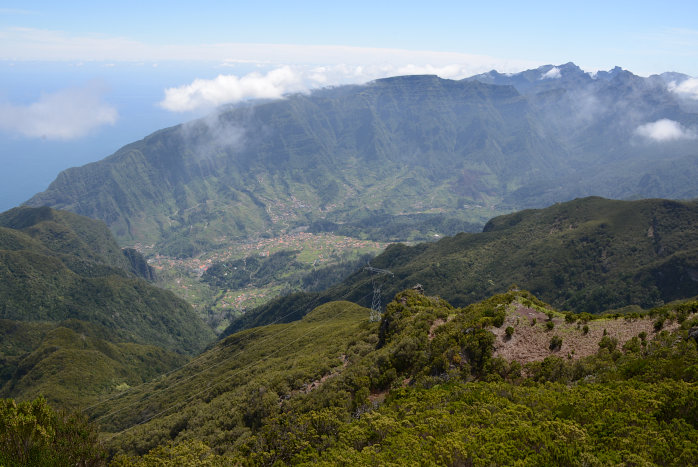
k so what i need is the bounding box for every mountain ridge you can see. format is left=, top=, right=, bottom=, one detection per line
left=98, top=288, right=698, bottom=464
left=223, top=196, right=698, bottom=336
left=0, top=206, right=214, bottom=353
left=26, top=63, right=698, bottom=257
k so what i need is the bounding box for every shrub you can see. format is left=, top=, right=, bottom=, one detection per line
left=549, top=335, right=563, bottom=351
left=546, top=321, right=555, bottom=331
left=582, top=325, right=589, bottom=335
left=0, top=396, right=105, bottom=466
left=599, top=335, right=618, bottom=352
left=505, top=326, right=515, bottom=339
left=654, top=318, right=665, bottom=332
left=622, top=336, right=641, bottom=353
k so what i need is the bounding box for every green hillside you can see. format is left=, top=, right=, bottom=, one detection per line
left=25, top=67, right=698, bottom=258
left=22, top=69, right=698, bottom=330
left=0, top=319, right=188, bottom=410
left=97, top=289, right=698, bottom=465
left=0, top=206, right=214, bottom=354
left=0, top=206, right=218, bottom=411
left=224, top=197, right=698, bottom=335
left=27, top=76, right=551, bottom=253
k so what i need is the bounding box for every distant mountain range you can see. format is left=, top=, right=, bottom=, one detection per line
left=25, top=63, right=698, bottom=254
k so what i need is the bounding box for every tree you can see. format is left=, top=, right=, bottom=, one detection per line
left=0, top=396, right=106, bottom=466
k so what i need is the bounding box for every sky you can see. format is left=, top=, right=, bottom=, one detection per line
left=1, top=1, right=698, bottom=210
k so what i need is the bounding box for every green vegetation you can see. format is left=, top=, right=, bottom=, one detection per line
left=0, top=396, right=106, bottom=466
left=308, top=212, right=482, bottom=242
left=26, top=70, right=698, bottom=260
left=147, top=232, right=385, bottom=331
left=0, top=206, right=214, bottom=354
left=10, top=68, right=698, bottom=464
left=97, top=289, right=698, bottom=465
left=94, top=300, right=375, bottom=457
left=0, top=319, right=188, bottom=410
left=228, top=197, right=698, bottom=334
left=0, top=206, right=214, bottom=410
left=549, top=335, right=563, bottom=350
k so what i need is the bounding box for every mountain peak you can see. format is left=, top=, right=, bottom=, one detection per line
left=593, top=65, right=634, bottom=81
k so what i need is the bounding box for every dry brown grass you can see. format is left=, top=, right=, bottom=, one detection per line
left=490, top=302, right=685, bottom=364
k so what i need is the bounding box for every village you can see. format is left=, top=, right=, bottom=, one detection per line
left=140, top=232, right=388, bottom=331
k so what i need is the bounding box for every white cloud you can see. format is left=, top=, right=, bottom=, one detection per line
left=160, top=67, right=307, bottom=112
left=541, top=67, right=561, bottom=79
left=0, top=27, right=147, bottom=61
left=0, top=82, right=117, bottom=140
left=634, top=119, right=695, bottom=142
left=394, top=64, right=468, bottom=79
left=161, top=61, right=529, bottom=113
left=668, top=78, right=698, bottom=99
left=2, top=26, right=542, bottom=114
left=0, top=27, right=535, bottom=72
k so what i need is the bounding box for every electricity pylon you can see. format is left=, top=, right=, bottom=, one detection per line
left=364, top=264, right=394, bottom=322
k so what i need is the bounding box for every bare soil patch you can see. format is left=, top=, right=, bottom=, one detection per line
left=491, top=303, right=685, bottom=364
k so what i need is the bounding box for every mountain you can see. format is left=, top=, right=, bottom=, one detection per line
left=0, top=319, right=188, bottom=410
left=25, top=64, right=698, bottom=255
left=96, top=288, right=698, bottom=464
left=468, top=63, right=698, bottom=206
left=224, top=197, right=698, bottom=335
left=0, top=206, right=217, bottom=408
left=0, top=206, right=214, bottom=354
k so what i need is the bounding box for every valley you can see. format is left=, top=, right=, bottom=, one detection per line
left=2, top=62, right=698, bottom=465
left=141, top=232, right=387, bottom=332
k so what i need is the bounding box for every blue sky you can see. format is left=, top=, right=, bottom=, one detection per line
left=1, top=1, right=698, bottom=210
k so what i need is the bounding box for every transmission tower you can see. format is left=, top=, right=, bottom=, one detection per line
left=364, top=264, right=394, bottom=322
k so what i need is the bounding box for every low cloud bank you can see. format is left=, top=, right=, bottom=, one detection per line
left=159, top=63, right=512, bottom=113
left=0, top=82, right=117, bottom=140
left=160, top=67, right=306, bottom=112
left=634, top=119, right=695, bottom=142
left=668, top=77, right=698, bottom=100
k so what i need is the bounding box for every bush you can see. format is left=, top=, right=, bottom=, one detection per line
left=0, top=396, right=105, bottom=466
left=599, top=335, right=618, bottom=352
left=549, top=335, right=563, bottom=351
left=654, top=318, right=665, bottom=332
left=546, top=321, right=555, bottom=331
left=505, top=326, right=515, bottom=339
left=582, top=325, right=589, bottom=335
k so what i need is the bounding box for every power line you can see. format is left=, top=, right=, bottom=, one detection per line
left=364, top=263, right=394, bottom=322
